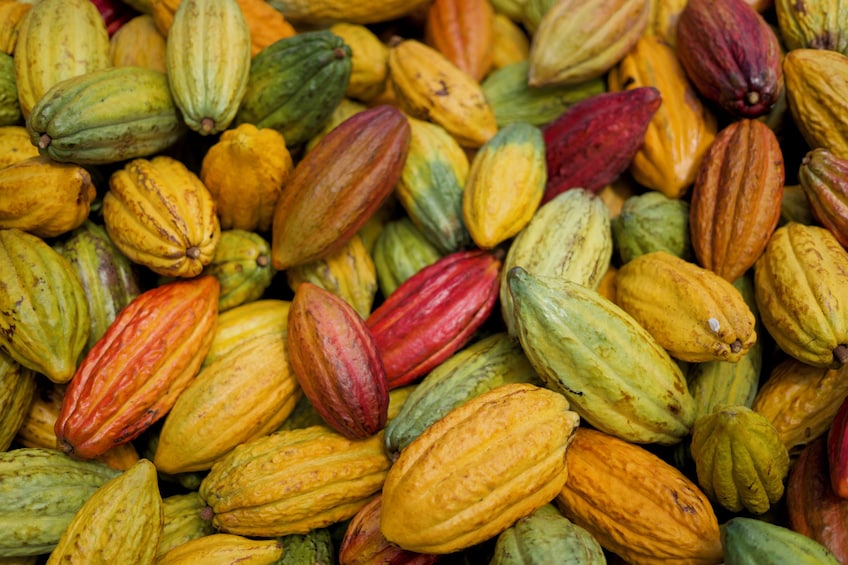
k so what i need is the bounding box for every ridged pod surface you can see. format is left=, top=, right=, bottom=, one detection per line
left=13, top=0, right=110, bottom=117
left=286, top=282, right=389, bottom=440
left=26, top=66, right=186, bottom=165
left=616, top=252, right=757, bottom=362
left=491, top=504, right=605, bottom=565
left=372, top=218, right=442, bottom=299
left=500, top=188, right=612, bottom=337
left=103, top=156, right=221, bottom=278
left=109, top=14, right=167, bottom=73
left=385, top=332, right=539, bottom=456
left=201, top=299, right=290, bottom=368
left=199, top=426, right=392, bottom=537
left=166, top=0, right=251, bottom=135
left=0, top=353, right=35, bottom=451
left=0, top=156, right=96, bottom=238
left=267, top=0, right=432, bottom=25
left=608, top=35, right=717, bottom=199
left=690, top=406, right=790, bottom=514
left=367, top=249, right=501, bottom=389
left=271, top=105, right=410, bottom=270
left=754, top=222, right=848, bottom=368
left=53, top=220, right=142, bottom=354
left=395, top=116, right=470, bottom=254
left=0, top=229, right=90, bottom=384
left=556, top=428, right=723, bottom=565
left=156, top=534, right=283, bottom=565
left=55, top=276, right=220, bottom=460
left=462, top=122, right=546, bottom=249
left=508, top=266, right=695, bottom=444
left=611, top=190, right=692, bottom=264
left=157, top=492, right=215, bottom=558
left=380, top=383, right=580, bottom=554
left=689, top=119, right=784, bottom=282
left=200, top=229, right=275, bottom=313
left=721, top=516, right=840, bottom=565
left=388, top=38, right=497, bottom=148
left=45, top=459, right=163, bottom=565
left=798, top=148, right=848, bottom=249
left=676, top=0, right=783, bottom=118
left=775, top=0, right=848, bottom=55
left=528, top=0, right=649, bottom=86
left=329, top=23, right=389, bottom=102
left=425, top=0, right=494, bottom=82
left=0, top=448, right=119, bottom=557
left=154, top=331, right=301, bottom=474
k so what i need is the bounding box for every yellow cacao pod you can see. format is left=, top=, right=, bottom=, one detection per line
left=109, top=14, right=167, bottom=73
left=0, top=1, right=31, bottom=55
left=156, top=534, right=283, bottom=565
left=380, top=383, right=580, bottom=554
left=0, top=126, right=39, bottom=169
left=103, top=156, right=222, bottom=278
left=330, top=23, right=389, bottom=102
left=616, top=251, right=757, bottom=363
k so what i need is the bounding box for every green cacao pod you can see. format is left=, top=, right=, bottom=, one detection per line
left=775, top=0, right=848, bottom=55
left=45, top=458, right=163, bottom=565
left=372, top=217, right=442, bottom=299
left=384, top=332, right=539, bottom=456
left=611, top=190, right=692, bottom=263
left=500, top=188, right=612, bottom=337
left=491, top=504, right=605, bottom=565
left=26, top=66, right=186, bottom=165
left=0, top=353, right=35, bottom=451
left=690, top=405, right=790, bottom=514
left=53, top=220, right=143, bottom=355
left=166, top=0, right=251, bottom=134
left=236, top=30, right=352, bottom=148
left=481, top=60, right=605, bottom=127
left=14, top=0, right=110, bottom=118
left=721, top=517, right=840, bottom=564
left=508, top=266, right=695, bottom=444
left=0, top=53, right=20, bottom=126
left=0, top=448, right=120, bottom=557
left=0, top=228, right=90, bottom=384
left=395, top=116, right=471, bottom=254
left=276, top=528, right=335, bottom=565
left=157, top=492, right=216, bottom=559
left=200, top=229, right=275, bottom=312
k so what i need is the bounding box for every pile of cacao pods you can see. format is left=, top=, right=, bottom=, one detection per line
left=2, top=0, right=848, bottom=562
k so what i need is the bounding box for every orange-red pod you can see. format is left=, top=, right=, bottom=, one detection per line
left=366, top=249, right=501, bottom=389
left=828, top=395, right=848, bottom=498
left=424, top=0, right=494, bottom=82
left=339, top=494, right=441, bottom=565
left=689, top=118, right=784, bottom=281
left=287, top=282, right=389, bottom=440
left=786, top=436, right=848, bottom=563
left=55, top=276, right=220, bottom=459
left=799, top=148, right=848, bottom=249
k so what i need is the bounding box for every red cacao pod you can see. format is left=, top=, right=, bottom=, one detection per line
left=366, top=249, right=501, bottom=389
left=689, top=118, right=784, bottom=281
left=340, top=494, right=441, bottom=565
left=799, top=148, right=848, bottom=249
left=287, top=282, right=389, bottom=440
left=786, top=436, right=848, bottom=562
left=676, top=0, right=783, bottom=118
left=542, top=87, right=661, bottom=204
left=828, top=395, right=848, bottom=498
left=55, top=276, right=220, bottom=459
left=271, top=105, right=411, bottom=271
left=90, top=0, right=136, bottom=35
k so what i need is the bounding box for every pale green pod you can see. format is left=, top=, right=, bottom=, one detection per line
left=166, top=0, right=251, bottom=134
left=500, top=188, right=612, bottom=337
left=508, top=266, right=695, bottom=444
left=611, top=190, right=692, bottom=263
left=372, top=217, right=442, bottom=299
left=722, top=517, right=840, bottom=565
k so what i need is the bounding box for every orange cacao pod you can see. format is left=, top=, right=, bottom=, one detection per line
left=287, top=282, right=389, bottom=440
left=799, top=148, right=848, bottom=249
left=55, top=276, right=220, bottom=459
left=366, top=249, right=501, bottom=389
left=786, top=437, right=848, bottom=562
left=689, top=119, right=784, bottom=281
left=424, top=0, right=494, bottom=82
left=271, top=105, right=411, bottom=271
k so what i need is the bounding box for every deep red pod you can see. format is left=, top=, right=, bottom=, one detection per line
left=340, top=494, right=442, bottom=565
left=90, top=0, right=137, bottom=36
left=367, top=249, right=501, bottom=389
left=287, top=282, right=389, bottom=440
left=786, top=437, right=848, bottom=562
left=541, top=87, right=661, bottom=204
left=676, top=0, right=782, bottom=118
left=828, top=395, right=848, bottom=498
left=55, top=275, right=220, bottom=459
